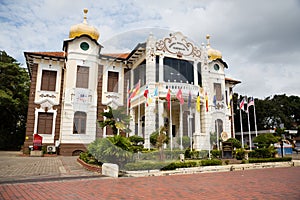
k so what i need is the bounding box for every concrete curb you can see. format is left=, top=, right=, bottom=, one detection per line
left=122, top=160, right=300, bottom=177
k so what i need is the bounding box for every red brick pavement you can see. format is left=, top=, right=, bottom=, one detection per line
left=1, top=167, right=300, bottom=200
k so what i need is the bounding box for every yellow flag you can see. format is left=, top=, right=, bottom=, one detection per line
left=196, top=93, right=201, bottom=112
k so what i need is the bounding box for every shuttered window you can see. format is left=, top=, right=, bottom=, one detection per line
left=73, top=112, right=86, bottom=134
left=41, top=70, right=57, bottom=91
left=76, top=66, right=89, bottom=88
left=214, top=83, right=222, bottom=101
left=107, top=71, right=119, bottom=92
left=37, top=113, right=53, bottom=134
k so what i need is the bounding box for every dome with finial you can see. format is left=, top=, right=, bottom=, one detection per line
left=206, top=34, right=222, bottom=60
left=69, top=8, right=99, bottom=41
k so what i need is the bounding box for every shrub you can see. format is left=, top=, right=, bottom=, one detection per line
left=161, top=161, right=199, bottom=170
left=200, top=159, right=222, bottom=166
left=211, top=150, right=221, bottom=159
left=88, top=137, right=133, bottom=168
left=253, top=133, right=279, bottom=148
left=225, top=138, right=242, bottom=149
left=124, top=161, right=172, bottom=171
left=235, top=148, right=246, bottom=160
left=248, top=157, right=292, bottom=163
left=250, top=146, right=277, bottom=158
left=177, top=136, right=191, bottom=149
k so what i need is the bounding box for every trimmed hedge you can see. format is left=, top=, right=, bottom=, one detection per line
left=123, top=159, right=222, bottom=171
left=124, top=161, right=173, bottom=171
left=248, top=157, right=292, bottom=163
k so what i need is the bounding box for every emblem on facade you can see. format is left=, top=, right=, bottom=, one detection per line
left=156, top=32, right=201, bottom=58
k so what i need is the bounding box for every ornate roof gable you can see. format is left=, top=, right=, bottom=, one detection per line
left=155, top=32, right=201, bottom=58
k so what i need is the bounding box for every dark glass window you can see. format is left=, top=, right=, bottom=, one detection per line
left=133, top=60, right=146, bottom=86
left=155, top=56, right=159, bottom=82
left=163, top=57, right=194, bottom=83
left=37, top=113, right=53, bottom=134
left=197, top=62, right=202, bottom=87
left=76, top=66, right=89, bottom=88
left=107, top=71, right=119, bottom=93
left=41, top=70, right=57, bottom=91
left=73, top=111, right=86, bottom=134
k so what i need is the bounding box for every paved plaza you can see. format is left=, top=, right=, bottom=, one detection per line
left=0, top=151, right=300, bottom=199
left=0, top=151, right=100, bottom=184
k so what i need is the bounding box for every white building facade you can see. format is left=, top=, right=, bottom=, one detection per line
left=23, top=9, right=240, bottom=155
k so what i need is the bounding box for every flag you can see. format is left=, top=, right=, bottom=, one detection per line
left=144, top=85, right=149, bottom=98
left=213, top=95, right=217, bottom=107
left=239, top=97, right=245, bottom=111
left=153, top=87, right=158, bottom=98
left=247, top=97, right=255, bottom=112
left=196, top=92, right=201, bottom=112
left=228, top=93, right=233, bottom=109
left=166, top=89, right=171, bottom=109
left=144, top=85, right=149, bottom=106
left=205, top=92, right=209, bottom=112
left=176, top=89, right=184, bottom=105
left=130, top=80, right=140, bottom=99
left=188, top=91, right=192, bottom=108
left=248, top=97, right=254, bottom=107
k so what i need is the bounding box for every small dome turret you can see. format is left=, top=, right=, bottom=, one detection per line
left=206, top=34, right=222, bottom=60
left=69, top=8, right=99, bottom=41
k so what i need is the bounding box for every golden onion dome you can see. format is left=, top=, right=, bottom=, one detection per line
left=206, top=34, right=222, bottom=60
left=69, top=8, right=99, bottom=41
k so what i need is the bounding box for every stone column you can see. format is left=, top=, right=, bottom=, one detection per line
left=129, top=107, right=135, bottom=136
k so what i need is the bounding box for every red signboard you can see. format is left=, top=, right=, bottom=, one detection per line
left=33, top=134, right=43, bottom=150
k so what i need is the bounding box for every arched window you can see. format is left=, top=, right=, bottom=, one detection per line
left=73, top=111, right=86, bottom=134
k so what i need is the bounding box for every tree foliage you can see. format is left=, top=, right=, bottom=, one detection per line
left=88, top=136, right=133, bottom=168
left=253, top=133, right=279, bottom=148
left=233, top=94, right=300, bottom=134
left=98, top=106, right=131, bottom=135
left=0, top=51, right=29, bottom=150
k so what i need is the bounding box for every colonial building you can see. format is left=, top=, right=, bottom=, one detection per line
left=23, top=9, right=240, bottom=155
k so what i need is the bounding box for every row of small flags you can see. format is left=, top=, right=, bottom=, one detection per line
left=239, top=96, right=255, bottom=112
left=127, top=80, right=210, bottom=112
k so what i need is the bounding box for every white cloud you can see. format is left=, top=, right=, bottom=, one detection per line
left=0, top=0, right=299, bottom=99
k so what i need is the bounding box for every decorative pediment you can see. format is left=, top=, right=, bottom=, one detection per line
left=39, top=99, right=55, bottom=111
left=156, top=32, right=201, bottom=58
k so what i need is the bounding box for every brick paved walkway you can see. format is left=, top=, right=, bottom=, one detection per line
left=1, top=167, right=300, bottom=200
left=0, top=151, right=99, bottom=183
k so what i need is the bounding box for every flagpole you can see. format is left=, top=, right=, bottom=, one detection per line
left=189, top=106, right=192, bottom=151
left=253, top=100, right=258, bottom=137
left=137, top=80, right=141, bottom=137
left=247, top=108, right=252, bottom=150
left=180, top=103, right=183, bottom=150
left=170, top=91, right=173, bottom=152
left=126, top=80, right=129, bottom=116
left=239, top=107, right=244, bottom=148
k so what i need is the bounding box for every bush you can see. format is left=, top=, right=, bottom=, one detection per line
left=88, top=137, right=133, bottom=168
left=200, top=159, right=222, bottom=166
left=124, top=161, right=172, bottom=171
left=253, top=133, right=279, bottom=148
left=225, top=138, right=241, bottom=149
left=211, top=150, right=221, bottom=159
left=235, top=148, right=245, bottom=160
left=249, top=147, right=277, bottom=158
left=79, top=152, right=102, bottom=165
left=248, top=157, right=292, bottom=163
left=161, top=161, right=199, bottom=170
left=177, top=136, right=191, bottom=149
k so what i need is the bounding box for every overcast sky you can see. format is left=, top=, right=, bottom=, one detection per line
left=1, top=0, right=299, bottom=99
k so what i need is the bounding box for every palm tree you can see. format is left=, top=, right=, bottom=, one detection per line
left=99, top=106, right=131, bottom=135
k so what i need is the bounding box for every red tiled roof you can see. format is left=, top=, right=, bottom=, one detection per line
left=225, top=77, right=241, bottom=84
left=25, top=51, right=65, bottom=58
left=102, top=53, right=130, bottom=59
